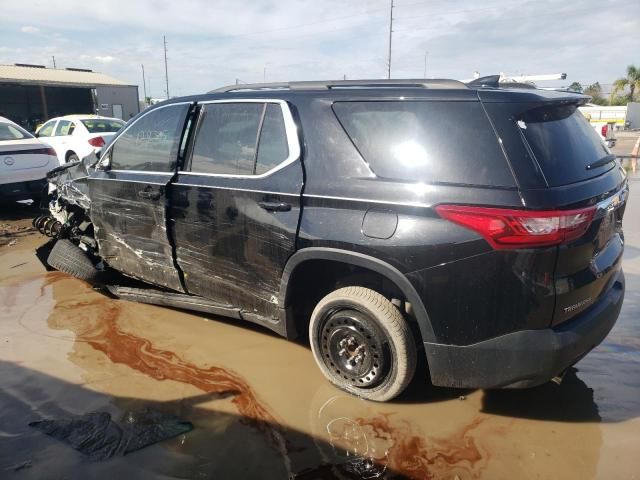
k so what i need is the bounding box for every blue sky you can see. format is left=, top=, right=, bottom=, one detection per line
left=1, top=0, right=638, bottom=98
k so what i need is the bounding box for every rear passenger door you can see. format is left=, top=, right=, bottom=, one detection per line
left=89, top=102, right=191, bottom=291
left=51, top=120, right=75, bottom=161
left=36, top=120, right=63, bottom=164
left=170, top=99, right=303, bottom=322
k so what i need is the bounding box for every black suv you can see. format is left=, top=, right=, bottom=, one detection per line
left=41, top=77, right=627, bottom=401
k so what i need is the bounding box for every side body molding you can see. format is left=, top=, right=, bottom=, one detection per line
left=278, top=247, right=436, bottom=344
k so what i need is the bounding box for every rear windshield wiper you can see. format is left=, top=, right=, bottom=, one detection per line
left=586, top=155, right=616, bottom=170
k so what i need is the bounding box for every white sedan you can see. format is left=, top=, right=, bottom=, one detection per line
left=0, top=116, right=58, bottom=203
left=35, top=115, right=125, bottom=164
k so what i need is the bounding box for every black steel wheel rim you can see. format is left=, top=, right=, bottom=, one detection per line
left=319, top=309, right=390, bottom=388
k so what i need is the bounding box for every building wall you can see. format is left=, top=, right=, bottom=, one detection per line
left=626, top=103, right=640, bottom=129
left=579, top=105, right=627, bottom=125
left=95, top=86, right=139, bottom=120
left=0, top=84, right=94, bottom=131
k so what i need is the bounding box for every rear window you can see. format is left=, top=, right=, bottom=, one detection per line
left=332, top=101, right=514, bottom=187
left=81, top=119, right=125, bottom=133
left=0, top=122, right=33, bottom=141
left=517, top=104, right=612, bottom=186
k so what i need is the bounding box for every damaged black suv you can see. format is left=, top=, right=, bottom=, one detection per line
left=40, top=77, right=627, bottom=401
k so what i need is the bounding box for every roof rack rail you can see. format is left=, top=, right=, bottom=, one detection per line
left=211, top=78, right=467, bottom=93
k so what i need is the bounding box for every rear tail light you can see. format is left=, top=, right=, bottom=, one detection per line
left=435, top=205, right=596, bottom=249
left=88, top=136, right=105, bottom=147
left=45, top=147, right=57, bottom=156
left=601, top=124, right=608, bottom=137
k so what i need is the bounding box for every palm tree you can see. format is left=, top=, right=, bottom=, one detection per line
left=611, top=65, right=640, bottom=103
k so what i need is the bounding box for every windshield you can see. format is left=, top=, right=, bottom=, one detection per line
left=81, top=119, right=125, bottom=133
left=0, top=122, right=34, bottom=141
left=518, top=104, right=612, bottom=186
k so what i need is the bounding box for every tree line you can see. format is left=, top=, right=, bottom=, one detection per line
left=567, top=64, right=640, bottom=106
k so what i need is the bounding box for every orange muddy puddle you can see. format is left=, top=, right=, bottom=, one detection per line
left=1, top=194, right=639, bottom=479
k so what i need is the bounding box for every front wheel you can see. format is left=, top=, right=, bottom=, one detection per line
left=309, top=286, right=417, bottom=402
left=47, top=239, right=98, bottom=283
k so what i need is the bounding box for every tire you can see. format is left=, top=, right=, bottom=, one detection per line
left=47, top=239, right=98, bottom=282
left=67, top=152, right=80, bottom=163
left=309, top=286, right=417, bottom=402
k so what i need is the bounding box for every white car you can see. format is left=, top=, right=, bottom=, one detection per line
left=0, top=116, right=58, bottom=203
left=35, top=115, right=125, bottom=164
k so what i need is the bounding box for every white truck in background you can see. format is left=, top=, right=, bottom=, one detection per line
left=579, top=104, right=626, bottom=149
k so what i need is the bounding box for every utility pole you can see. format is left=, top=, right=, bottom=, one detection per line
left=387, top=0, right=394, bottom=79
left=423, top=51, right=428, bottom=78
left=263, top=63, right=268, bottom=83
left=163, top=35, right=170, bottom=99
left=51, top=56, right=56, bottom=69
left=141, top=64, right=147, bottom=105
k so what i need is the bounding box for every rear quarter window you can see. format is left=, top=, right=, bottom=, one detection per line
left=332, top=101, right=515, bottom=187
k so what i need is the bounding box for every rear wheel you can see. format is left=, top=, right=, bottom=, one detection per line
left=47, top=239, right=98, bottom=282
left=67, top=152, right=79, bottom=163
left=309, top=286, right=417, bottom=402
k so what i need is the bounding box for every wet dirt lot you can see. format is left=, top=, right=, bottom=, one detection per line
left=1, top=175, right=639, bottom=479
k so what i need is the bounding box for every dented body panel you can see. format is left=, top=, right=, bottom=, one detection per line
left=89, top=170, right=184, bottom=292
left=170, top=162, right=304, bottom=324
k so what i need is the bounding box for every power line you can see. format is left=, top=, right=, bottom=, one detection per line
left=393, top=3, right=519, bottom=21
left=387, top=0, right=394, bottom=79
left=423, top=50, right=428, bottom=77
left=193, top=7, right=388, bottom=44
left=163, top=35, right=169, bottom=99
left=393, top=0, right=450, bottom=8
left=141, top=64, right=147, bottom=101
left=393, top=5, right=597, bottom=33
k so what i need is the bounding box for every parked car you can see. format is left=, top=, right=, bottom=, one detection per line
left=579, top=105, right=618, bottom=148
left=40, top=77, right=627, bottom=401
left=593, top=121, right=617, bottom=148
left=35, top=115, right=125, bottom=164
left=0, top=116, right=58, bottom=203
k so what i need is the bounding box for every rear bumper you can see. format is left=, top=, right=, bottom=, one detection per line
left=424, top=269, right=624, bottom=389
left=0, top=178, right=47, bottom=201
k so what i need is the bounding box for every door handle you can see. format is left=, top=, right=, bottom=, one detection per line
left=138, top=189, right=161, bottom=201
left=258, top=201, right=291, bottom=212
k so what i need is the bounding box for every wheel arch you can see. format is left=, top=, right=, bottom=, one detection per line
left=279, top=247, right=436, bottom=344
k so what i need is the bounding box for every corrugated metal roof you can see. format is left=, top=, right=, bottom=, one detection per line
left=0, top=65, right=135, bottom=88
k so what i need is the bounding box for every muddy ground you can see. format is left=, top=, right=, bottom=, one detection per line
left=1, top=171, right=639, bottom=479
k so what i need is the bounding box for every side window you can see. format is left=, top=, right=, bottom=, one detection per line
left=191, top=103, right=263, bottom=175
left=255, top=104, right=289, bottom=175
left=54, top=120, right=74, bottom=136
left=38, top=121, right=56, bottom=137
left=110, top=104, right=189, bottom=172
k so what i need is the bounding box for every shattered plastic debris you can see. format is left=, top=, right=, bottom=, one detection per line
left=29, top=409, right=192, bottom=460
